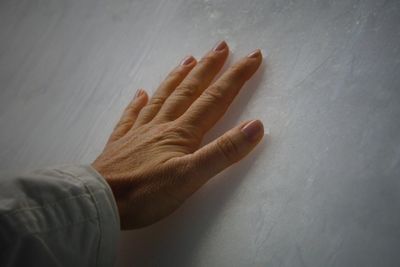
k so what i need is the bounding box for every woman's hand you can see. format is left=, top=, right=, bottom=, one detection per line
left=92, top=41, right=264, bottom=229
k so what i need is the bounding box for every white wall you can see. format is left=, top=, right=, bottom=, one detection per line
left=0, top=0, right=399, bottom=266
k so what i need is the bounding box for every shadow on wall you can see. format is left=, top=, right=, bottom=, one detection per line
left=116, top=62, right=268, bottom=267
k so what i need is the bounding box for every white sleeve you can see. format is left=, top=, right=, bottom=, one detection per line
left=0, top=164, right=120, bottom=267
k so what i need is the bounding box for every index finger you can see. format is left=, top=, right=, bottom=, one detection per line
left=178, top=49, right=262, bottom=135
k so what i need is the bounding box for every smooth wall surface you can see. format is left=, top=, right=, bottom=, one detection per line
left=1, top=0, right=400, bottom=266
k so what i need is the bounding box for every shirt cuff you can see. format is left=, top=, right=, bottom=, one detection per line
left=58, top=164, right=121, bottom=266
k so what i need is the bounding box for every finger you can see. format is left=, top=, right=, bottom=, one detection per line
left=153, top=41, right=229, bottom=123
left=107, top=89, right=148, bottom=144
left=173, top=120, right=264, bottom=194
left=134, top=55, right=197, bottom=127
left=178, top=49, right=262, bottom=135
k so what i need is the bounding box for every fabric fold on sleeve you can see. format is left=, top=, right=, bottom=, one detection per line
left=0, top=164, right=120, bottom=267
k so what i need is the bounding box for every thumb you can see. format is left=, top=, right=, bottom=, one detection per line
left=185, top=119, right=264, bottom=185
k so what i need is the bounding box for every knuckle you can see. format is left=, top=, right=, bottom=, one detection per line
left=149, top=95, right=165, bottom=107
left=157, top=122, right=202, bottom=151
left=126, top=104, right=143, bottom=114
left=175, top=82, right=200, bottom=99
left=115, top=119, right=133, bottom=131
left=216, top=135, right=240, bottom=163
left=170, top=123, right=202, bottom=143
left=125, top=98, right=146, bottom=114
left=202, top=84, right=228, bottom=105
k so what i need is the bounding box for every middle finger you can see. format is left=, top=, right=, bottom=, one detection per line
left=178, top=49, right=262, bottom=135
left=152, top=41, right=229, bottom=123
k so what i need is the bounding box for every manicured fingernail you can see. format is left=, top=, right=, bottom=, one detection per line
left=134, top=89, right=144, bottom=99
left=247, top=49, right=261, bottom=58
left=241, top=120, right=264, bottom=142
left=180, top=55, right=195, bottom=66
left=213, top=40, right=227, bottom=51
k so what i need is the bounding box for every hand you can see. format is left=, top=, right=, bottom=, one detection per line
left=92, top=41, right=264, bottom=229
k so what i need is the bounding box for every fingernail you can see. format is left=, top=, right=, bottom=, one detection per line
left=213, top=40, right=227, bottom=51
left=180, top=55, right=195, bottom=66
left=247, top=49, right=261, bottom=58
left=241, top=120, right=264, bottom=142
left=134, top=89, right=144, bottom=99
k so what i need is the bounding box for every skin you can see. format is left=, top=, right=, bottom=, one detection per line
left=92, top=41, right=264, bottom=230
